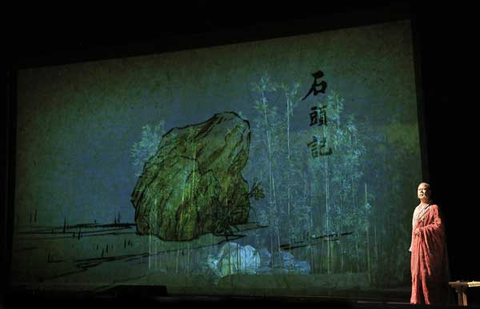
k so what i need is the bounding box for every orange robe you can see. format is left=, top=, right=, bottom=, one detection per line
left=410, top=204, right=449, bottom=305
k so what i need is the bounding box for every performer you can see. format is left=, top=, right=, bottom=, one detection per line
left=409, top=182, right=449, bottom=305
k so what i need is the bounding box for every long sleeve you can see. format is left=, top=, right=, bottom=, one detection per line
left=410, top=204, right=449, bottom=305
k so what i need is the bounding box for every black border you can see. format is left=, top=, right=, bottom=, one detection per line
left=4, top=1, right=478, bottom=307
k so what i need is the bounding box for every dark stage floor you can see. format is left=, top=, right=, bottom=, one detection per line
left=2, top=288, right=479, bottom=309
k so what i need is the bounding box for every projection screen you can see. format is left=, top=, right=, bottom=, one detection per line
left=12, top=19, right=423, bottom=296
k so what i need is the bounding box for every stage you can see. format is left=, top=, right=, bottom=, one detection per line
left=2, top=285, right=479, bottom=309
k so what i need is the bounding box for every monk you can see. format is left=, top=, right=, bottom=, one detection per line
left=409, top=182, right=449, bottom=305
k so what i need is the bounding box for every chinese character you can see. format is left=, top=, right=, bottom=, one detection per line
left=309, top=105, right=328, bottom=126
left=307, top=135, right=332, bottom=158
left=307, top=139, right=319, bottom=158
left=302, top=70, right=328, bottom=101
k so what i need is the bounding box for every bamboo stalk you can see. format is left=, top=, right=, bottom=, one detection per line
left=352, top=175, right=359, bottom=272
left=260, top=88, right=280, bottom=259
left=228, top=241, right=232, bottom=286
left=286, top=95, right=291, bottom=219
left=310, top=216, right=315, bottom=273
left=187, top=242, right=190, bottom=275
left=176, top=247, right=180, bottom=274
left=325, top=154, right=330, bottom=274
left=365, top=183, right=371, bottom=284
left=148, top=235, right=151, bottom=269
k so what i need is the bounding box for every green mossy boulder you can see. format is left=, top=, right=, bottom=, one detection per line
left=132, top=112, right=251, bottom=241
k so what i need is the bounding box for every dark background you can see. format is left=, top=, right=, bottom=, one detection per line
left=3, top=1, right=478, bottom=307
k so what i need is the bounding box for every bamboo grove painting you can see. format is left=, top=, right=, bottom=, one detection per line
left=12, top=20, right=423, bottom=297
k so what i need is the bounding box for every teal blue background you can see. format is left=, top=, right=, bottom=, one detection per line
left=13, top=20, right=422, bottom=294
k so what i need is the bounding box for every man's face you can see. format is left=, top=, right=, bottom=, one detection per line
left=417, top=183, right=431, bottom=201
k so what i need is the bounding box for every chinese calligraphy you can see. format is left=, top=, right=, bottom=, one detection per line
left=304, top=70, right=332, bottom=158
left=302, top=70, right=328, bottom=101
left=307, top=135, right=333, bottom=158
left=309, top=106, right=328, bottom=126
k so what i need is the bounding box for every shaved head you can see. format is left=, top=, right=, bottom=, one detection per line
left=417, top=182, right=431, bottom=202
